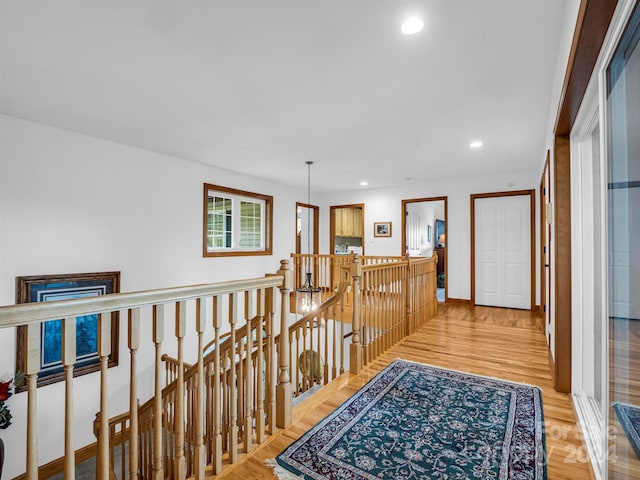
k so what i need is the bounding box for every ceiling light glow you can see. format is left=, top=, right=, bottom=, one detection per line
left=401, top=17, right=424, bottom=35
left=360, top=181, right=369, bottom=186
left=470, top=141, right=483, bottom=148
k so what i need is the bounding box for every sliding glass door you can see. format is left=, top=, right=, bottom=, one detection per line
left=606, top=3, right=640, bottom=478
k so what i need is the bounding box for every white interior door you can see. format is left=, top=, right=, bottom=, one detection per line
left=475, top=195, right=531, bottom=309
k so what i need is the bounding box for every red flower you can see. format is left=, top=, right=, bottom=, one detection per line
left=0, top=381, right=11, bottom=402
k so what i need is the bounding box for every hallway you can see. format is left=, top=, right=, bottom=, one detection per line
left=217, top=303, right=591, bottom=479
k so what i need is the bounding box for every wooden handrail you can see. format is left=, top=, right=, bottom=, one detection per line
left=0, top=276, right=283, bottom=328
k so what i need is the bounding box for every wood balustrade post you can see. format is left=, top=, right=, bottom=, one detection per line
left=405, top=260, right=412, bottom=336
left=62, top=317, right=76, bottom=480
left=97, top=313, right=112, bottom=480
left=174, top=301, right=187, bottom=480
left=243, top=291, right=255, bottom=453
left=25, top=324, right=40, bottom=480
left=152, top=306, right=165, bottom=480
left=350, top=255, right=363, bottom=374
left=128, top=308, right=140, bottom=480
left=194, top=298, right=206, bottom=479
left=276, top=259, right=292, bottom=428
left=265, top=287, right=277, bottom=434
left=256, top=288, right=266, bottom=443
left=228, top=293, right=239, bottom=462
left=211, top=297, right=223, bottom=474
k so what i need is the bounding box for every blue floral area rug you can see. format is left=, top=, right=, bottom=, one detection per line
left=614, top=402, right=640, bottom=459
left=268, top=358, right=546, bottom=480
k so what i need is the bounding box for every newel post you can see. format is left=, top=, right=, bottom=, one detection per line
left=350, top=255, right=363, bottom=374
left=276, top=259, right=292, bottom=428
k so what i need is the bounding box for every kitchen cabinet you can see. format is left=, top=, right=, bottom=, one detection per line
left=334, top=207, right=363, bottom=237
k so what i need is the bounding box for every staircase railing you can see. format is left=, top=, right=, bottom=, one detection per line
left=0, top=259, right=293, bottom=480
left=0, top=254, right=436, bottom=479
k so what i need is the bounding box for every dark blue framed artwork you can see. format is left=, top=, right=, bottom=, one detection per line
left=16, top=272, right=120, bottom=390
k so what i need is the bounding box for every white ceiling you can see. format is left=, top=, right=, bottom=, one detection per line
left=0, top=1, right=568, bottom=192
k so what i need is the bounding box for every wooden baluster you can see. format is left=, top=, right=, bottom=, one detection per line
left=350, top=256, right=363, bottom=373
left=211, top=296, right=223, bottom=473
left=61, top=317, right=76, bottom=480
left=152, top=305, right=164, bottom=480
left=408, top=262, right=413, bottom=333
left=174, top=301, right=187, bottom=479
left=193, top=298, right=206, bottom=479
left=331, top=305, right=337, bottom=380
left=255, top=289, right=266, bottom=443
left=276, top=259, right=292, bottom=428
left=301, top=323, right=308, bottom=392
left=244, top=290, right=254, bottom=452
left=25, top=323, right=40, bottom=479
left=128, top=308, right=140, bottom=480
left=228, top=293, right=239, bottom=462
left=265, top=287, right=276, bottom=434
left=97, top=312, right=111, bottom=480
left=340, top=290, right=345, bottom=374
left=293, top=330, right=299, bottom=395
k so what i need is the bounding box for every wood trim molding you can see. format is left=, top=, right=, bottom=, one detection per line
left=446, top=297, right=473, bottom=306
left=401, top=196, right=448, bottom=301
left=470, top=190, right=536, bottom=311
left=554, top=0, right=618, bottom=135
left=550, top=0, right=618, bottom=394
left=553, top=135, right=572, bottom=393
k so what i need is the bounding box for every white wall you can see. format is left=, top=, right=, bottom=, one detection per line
left=0, top=115, right=303, bottom=477
left=318, top=171, right=539, bottom=301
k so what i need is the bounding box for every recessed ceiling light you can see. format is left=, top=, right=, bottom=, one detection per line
left=401, top=17, right=424, bottom=35
left=470, top=141, right=483, bottom=148
left=360, top=181, right=369, bottom=187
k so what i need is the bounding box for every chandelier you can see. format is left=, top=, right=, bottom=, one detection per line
left=295, top=161, right=321, bottom=313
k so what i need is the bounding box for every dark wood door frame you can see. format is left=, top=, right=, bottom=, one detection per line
left=470, top=190, right=536, bottom=310
left=401, top=196, right=448, bottom=302
left=549, top=0, right=617, bottom=394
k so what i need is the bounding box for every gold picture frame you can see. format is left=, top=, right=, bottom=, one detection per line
left=373, top=221, right=392, bottom=237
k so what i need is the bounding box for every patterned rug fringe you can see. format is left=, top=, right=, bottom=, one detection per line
left=265, top=458, right=304, bottom=480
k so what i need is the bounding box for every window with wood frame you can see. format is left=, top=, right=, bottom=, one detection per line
left=203, top=183, right=273, bottom=257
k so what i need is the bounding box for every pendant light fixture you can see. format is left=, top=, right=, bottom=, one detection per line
left=296, top=161, right=321, bottom=314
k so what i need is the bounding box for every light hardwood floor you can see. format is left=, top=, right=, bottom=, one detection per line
left=213, top=303, right=593, bottom=479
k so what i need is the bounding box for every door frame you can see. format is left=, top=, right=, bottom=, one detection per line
left=295, top=202, right=319, bottom=255
left=401, top=196, right=448, bottom=301
left=470, top=189, right=536, bottom=309
left=540, top=153, right=551, bottom=332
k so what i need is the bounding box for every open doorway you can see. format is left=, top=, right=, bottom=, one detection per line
left=402, top=197, right=448, bottom=303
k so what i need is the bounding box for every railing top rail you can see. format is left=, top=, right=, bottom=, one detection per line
left=0, top=275, right=284, bottom=329
left=362, top=259, right=408, bottom=272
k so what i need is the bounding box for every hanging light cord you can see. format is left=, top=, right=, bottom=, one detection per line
left=306, top=161, right=313, bottom=258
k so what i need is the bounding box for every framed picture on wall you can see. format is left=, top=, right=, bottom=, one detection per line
left=427, top=225, right=432, bottom=243
left=15, top=271, right=120, bottom=391
left=374, top=221, right=392, bottom=237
